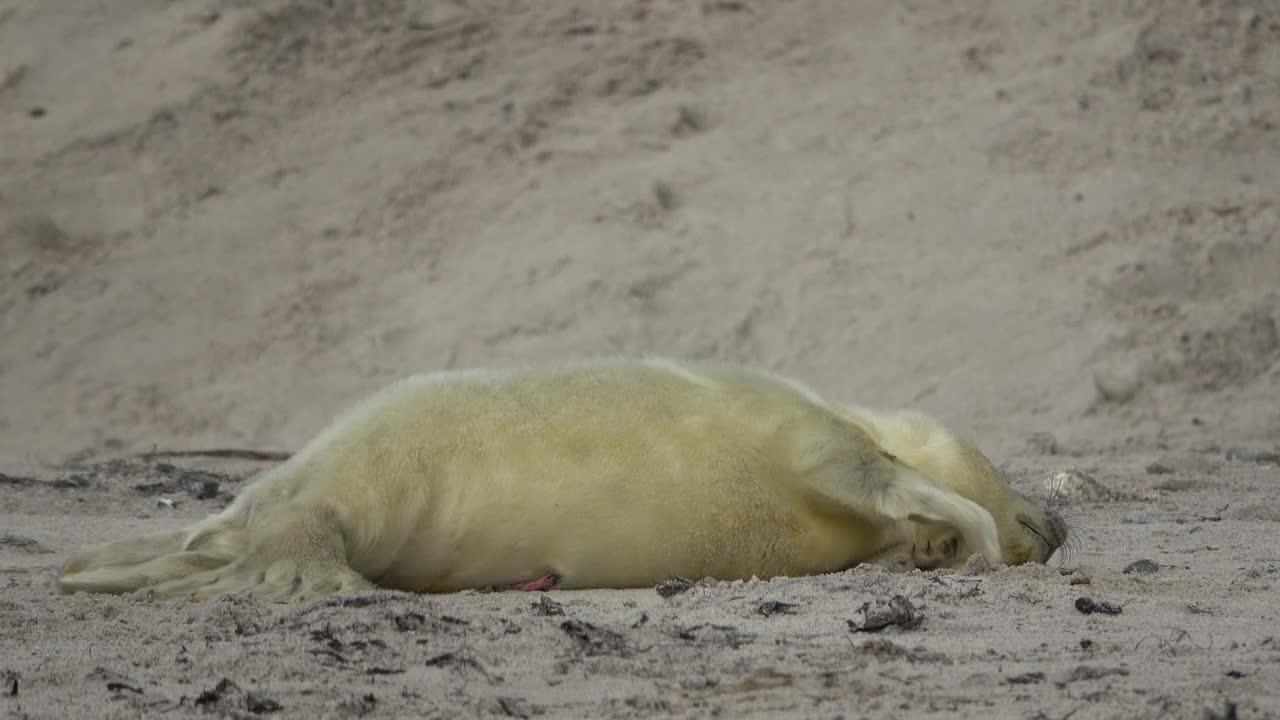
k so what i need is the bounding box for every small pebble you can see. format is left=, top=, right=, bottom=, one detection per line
left=1122, top=511, right=1150, bottom=524
left=1045, top=470, right=1118, bottom=502
left=1093, top=361, right=1141, bottom=403
left=1123, top=559, right=1159, bottom=575
left=964, top=553, right=994, bottom=575
left=155, top=498, right=177, bottom=509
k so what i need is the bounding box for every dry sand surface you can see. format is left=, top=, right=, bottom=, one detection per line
left=2, top=0, right=1279, bottom=717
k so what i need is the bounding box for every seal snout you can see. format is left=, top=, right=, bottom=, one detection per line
left=1042, top=511, right=1068, bottom=558
left=1047, top=511, right=1068, bottom=543
left=1016, top=510, right=1069, bottom=563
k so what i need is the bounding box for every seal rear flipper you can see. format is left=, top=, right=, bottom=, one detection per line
left=134, top=503, right=375, bottom=604
left=57, top=518, right=248, bottom=596
left=57, top=549, right=237, bottom=595
left=58, top=528, right=188, bottom=579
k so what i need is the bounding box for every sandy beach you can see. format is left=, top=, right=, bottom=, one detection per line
left=2, top=1, right=1278, bottom=717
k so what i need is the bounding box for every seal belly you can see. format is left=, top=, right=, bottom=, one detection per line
left=353, top=359, right=875, bottom=593
left=381, top=405, right=798, bottom=591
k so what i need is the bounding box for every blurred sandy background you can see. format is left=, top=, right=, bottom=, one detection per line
left=1, top=1, right=1278, bottom=718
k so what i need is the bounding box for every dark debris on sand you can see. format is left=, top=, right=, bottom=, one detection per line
left=128, top=462, right=238, bottom=500
left=0, top=533, right=53, bottom=553
left=12, top=458, right=253, bottom=502
left=655, top=576, right=695, bottom=598
left=424, top=651, right=502, bottom=683
left=560, top=619, right=633, bottom=657
left=1075, top=596, right=1123, bottom=615
left=533, top=595, right=565, bottom=616
left=847, top=595, right=923, bottom=633
left=194, top=678, right=282, bottom=715
left=674, top=623, right=755, bottom=649
left=756, top=600, right=799, bottom=617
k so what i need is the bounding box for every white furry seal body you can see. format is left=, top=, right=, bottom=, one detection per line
left=58, top=357, right=1066, bottom=603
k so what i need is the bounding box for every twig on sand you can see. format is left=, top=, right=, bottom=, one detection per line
left=132, top=448, right=293, bottom=462
left=1031, top=707, right=1080, bottom=720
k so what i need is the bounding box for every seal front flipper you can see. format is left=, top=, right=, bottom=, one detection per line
left=797, top=430, right=1004, bottom=567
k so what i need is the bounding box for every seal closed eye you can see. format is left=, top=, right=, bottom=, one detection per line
left=57, top=357, right=1067, bottom=603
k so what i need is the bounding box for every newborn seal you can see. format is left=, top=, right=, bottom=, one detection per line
left=58, top=357, right=1067, bottom=603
